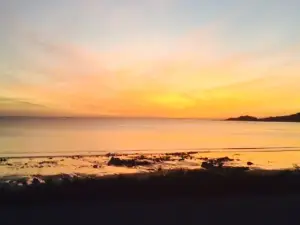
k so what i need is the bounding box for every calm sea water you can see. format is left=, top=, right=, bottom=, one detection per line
left=0, top=118, right=300, bottom=157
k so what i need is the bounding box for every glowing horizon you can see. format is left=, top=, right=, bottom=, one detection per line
left=1, top=0, right=300, bottom=118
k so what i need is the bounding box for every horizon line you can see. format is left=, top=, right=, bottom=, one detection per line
left=0, top=115, right=220, bottom=120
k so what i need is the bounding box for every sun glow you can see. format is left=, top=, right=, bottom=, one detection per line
left=0, top=1, right=300, bottom=118
left=148, top=94, right=195, bottom=109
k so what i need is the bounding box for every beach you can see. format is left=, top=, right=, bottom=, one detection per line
left=2, top=1, right=300, bottom=223
left=2, top=150, right=300, bottom=185
left=2, top=156, right=300, bottom=225
left=1, top=119, right=300, bottom=224
left=1, top=118, right=300, bottom=182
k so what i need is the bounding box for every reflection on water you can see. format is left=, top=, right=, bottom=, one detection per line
left=0, top=118, right=300, bottom=157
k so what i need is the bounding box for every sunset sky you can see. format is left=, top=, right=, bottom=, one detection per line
left=1, top=0, right=300, bottom=118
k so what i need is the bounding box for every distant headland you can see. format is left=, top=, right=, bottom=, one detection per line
left=226, top=112, right=300, bottom=122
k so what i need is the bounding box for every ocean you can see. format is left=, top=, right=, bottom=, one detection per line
left=1, top=118, right=300, bottom=157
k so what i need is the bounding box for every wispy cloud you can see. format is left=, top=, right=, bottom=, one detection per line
left=0, top=97, right=49, bottom=116
left=1, top=0, right=300, bottom=117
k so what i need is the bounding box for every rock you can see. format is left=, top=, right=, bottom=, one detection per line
left=216, top=157, right=234, bottom=163
left=108, top=157, right=152, bottom=167
left=247, top=161, right=254, bottom=166
left=39, top=161, right=58, bottom=166
left=201, top=157, right=236, bottom=170
left=0, top=158, right=7, bottom=162
left=137, top=155, right=146, bottom=160
left=108, top=157, right=124, bottom=166
left=32, top=178, right=40, bottom=185
left=161, top=156, right=171, bottom=161
left=201, top=161, right=214, bottom=170
left=199, top=157, right=208, bottom=160
left=153, top=158, right=162, bottom=162
left=105, top=153, right=115, bottom=157
left=166, top=152, right=190, bottom=159
left=201, top=157, right=234, bottom=169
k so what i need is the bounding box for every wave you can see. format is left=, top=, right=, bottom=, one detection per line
left=1, top=146, right=300, bottom=158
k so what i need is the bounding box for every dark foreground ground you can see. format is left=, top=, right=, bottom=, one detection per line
left=1, top=195, right=300, bottom=225
left=1, top=167, right=300, bottom=225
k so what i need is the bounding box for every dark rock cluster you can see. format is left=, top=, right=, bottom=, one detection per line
left=0, top=158, right=8, bottom=163
left=108, top=157, right=153, bottom=168
left=201, top=157, right=249, bottom=171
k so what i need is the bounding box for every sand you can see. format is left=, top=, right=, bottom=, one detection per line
left=1, top=150, right=300, bottom=184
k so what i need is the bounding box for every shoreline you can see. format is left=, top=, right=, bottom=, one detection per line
left=1, top=146, right=300, bottom=159
left=0, top=150, right=300, bottom=189
left=1, top=150, right=300, bottom=209
left=1, top=150, right=300, bottom=182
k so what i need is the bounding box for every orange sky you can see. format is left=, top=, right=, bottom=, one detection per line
left=1, top=1, right=300, bottom=118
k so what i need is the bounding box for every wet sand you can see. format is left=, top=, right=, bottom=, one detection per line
left=1, top=150, right=300, bottom=184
